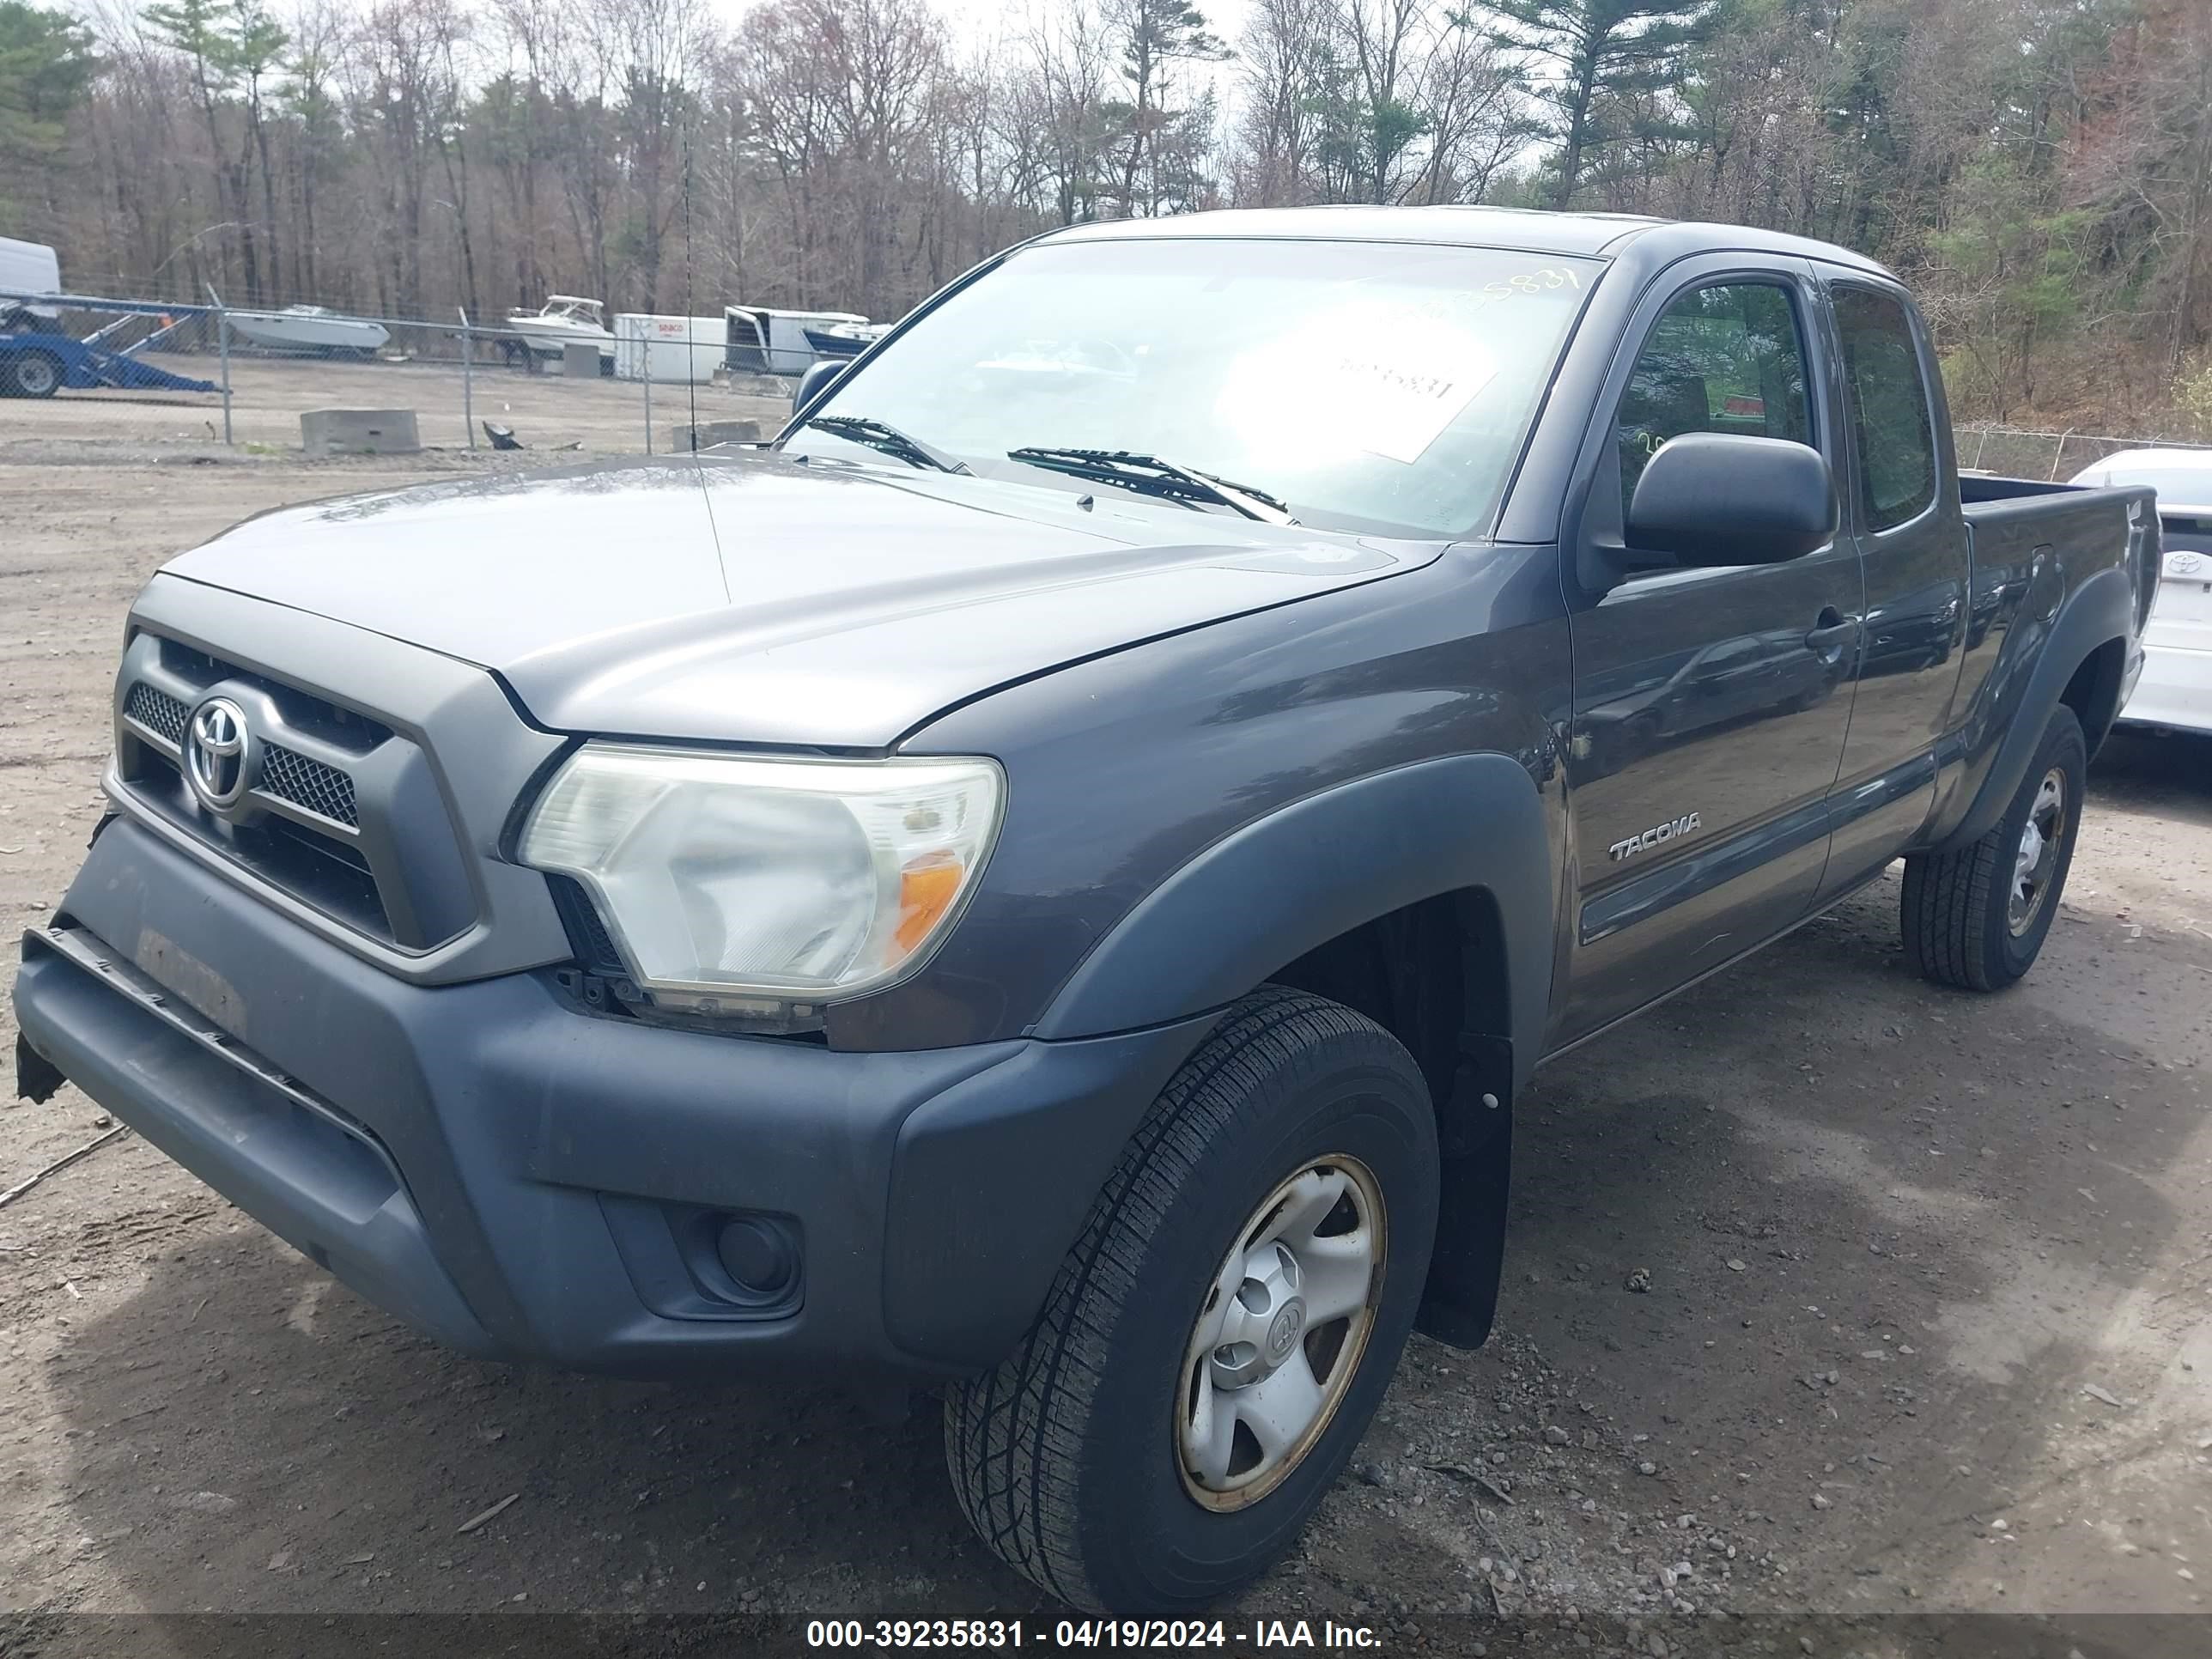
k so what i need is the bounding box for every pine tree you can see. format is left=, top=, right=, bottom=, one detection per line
left=1482, top=0, right=1711, bottom=208
left=0, top=2, right=100, bottom=234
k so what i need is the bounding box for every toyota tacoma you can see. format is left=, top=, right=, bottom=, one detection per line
left=13, top=208, right=2158, bottom=1613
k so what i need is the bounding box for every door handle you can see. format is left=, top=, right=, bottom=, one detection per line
left=1805, top=608, right=1858, bottom=653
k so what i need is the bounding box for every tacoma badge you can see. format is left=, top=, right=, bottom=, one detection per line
left=1609, top=812, right=1701, bottom=861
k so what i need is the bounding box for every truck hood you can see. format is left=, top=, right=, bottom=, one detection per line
left=161, top=454, right=1441, bottom=747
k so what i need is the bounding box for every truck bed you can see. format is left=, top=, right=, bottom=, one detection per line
left=1958, top=474, right=2159, bottom=634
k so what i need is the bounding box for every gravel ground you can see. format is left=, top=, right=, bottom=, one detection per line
left=2, top=390, right=2209, bottom=1656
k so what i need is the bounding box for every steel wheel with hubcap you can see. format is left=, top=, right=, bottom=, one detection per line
left=946, top=988, right=1440, bottom=1613
left=1179, top=1157, right=1383, bottom=1510
left=2007, top=769, right=2067, bottom=937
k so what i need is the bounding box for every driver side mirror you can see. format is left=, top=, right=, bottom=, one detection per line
left=794, top=360, right=847, bottom=414
left=1626, top=432, right=1838, bottom=568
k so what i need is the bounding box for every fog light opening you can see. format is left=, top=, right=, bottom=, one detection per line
left=715, top=1215, right=799, bottom=1303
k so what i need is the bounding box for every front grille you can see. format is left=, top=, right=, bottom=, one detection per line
left=112, top=630, right=474, bottom=951
left=124, top=682, right=186, bottom=745
left=259, top=743, right=358, bottom=827
left=151, top=637, right=392, bottom=752
left=131, top=747, right=390, bottom=936
left=124, top=682, right=361, bottom=830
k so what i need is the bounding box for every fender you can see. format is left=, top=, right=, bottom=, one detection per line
left=1036, top=751, right=1557, bottom=1087
left=1928, top=564, right=2133, bottom=853
left=1036, top=751, right=1555, bottom=1353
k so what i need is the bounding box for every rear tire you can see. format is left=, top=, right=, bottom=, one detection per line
left=945, top=987, right=1437, bottom=1613
left=3, top=349, right=62, bottom=398
left=1902, top=703, right=2086, bottom=990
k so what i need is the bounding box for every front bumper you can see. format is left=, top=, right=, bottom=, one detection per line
left=14, top=819, right=1212, bottom=1378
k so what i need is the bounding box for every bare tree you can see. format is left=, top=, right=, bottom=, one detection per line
left=1231, top=0, right=1330, bottom=204
left=1418, top=10, right=1527, bottom=204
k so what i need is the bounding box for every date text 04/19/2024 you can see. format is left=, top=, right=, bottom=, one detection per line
left=803, top=1620, right=1383, bottom=1649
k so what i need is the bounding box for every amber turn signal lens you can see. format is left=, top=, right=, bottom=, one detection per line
left=894, top=854, right=966, bottom=956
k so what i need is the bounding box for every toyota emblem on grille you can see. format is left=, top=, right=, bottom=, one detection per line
left=185, top=696, right=253, bottom=811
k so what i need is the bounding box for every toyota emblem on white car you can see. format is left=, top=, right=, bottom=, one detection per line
left=185, top=696, right=252, bottom=811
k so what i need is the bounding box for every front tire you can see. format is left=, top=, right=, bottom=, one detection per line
left=945, top=988, right=1437, bottom=1613
left=1902, top=703, right=2087, bottom=990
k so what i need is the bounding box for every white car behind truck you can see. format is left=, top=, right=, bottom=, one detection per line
left=2071, top=449, right=2212, bottom=736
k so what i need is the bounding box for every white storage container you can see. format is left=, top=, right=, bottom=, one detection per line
left=612, top=313, right=725, bottom=384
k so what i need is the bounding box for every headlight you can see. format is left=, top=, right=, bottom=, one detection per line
left=519, top=744, right=1004, bottom=1013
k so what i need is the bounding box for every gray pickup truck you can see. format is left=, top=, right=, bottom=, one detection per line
left=14, top=209, right=2157, bottom=1613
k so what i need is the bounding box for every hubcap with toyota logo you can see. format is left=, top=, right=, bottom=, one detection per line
left=184, top=696, right=254, bottom=811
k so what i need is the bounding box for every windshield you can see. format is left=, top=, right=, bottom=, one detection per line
left=790, top=237, right=1601, bottom=538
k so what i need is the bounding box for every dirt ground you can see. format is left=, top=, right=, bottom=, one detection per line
left=2, top=380, right=2209, bottom=1656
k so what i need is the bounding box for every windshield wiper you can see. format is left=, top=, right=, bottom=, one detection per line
left=798, top=415, right=970, bottom=474
left=1006, top=447, right=1297, bottom=524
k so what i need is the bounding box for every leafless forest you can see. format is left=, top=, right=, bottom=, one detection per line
left=4, top=0, right=2211, bottom=428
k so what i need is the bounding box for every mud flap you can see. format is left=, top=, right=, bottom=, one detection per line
left=1417, top=1135, right=1510, bottom=1347
left=1416, top=1031, right=1512, bottom=1349
left=15, top=1032, right=65, bottom=1105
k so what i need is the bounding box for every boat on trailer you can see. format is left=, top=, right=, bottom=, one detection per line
left=226, top=304, right=391, bottom=356
left=801, top=319, right=889, bottom=362
left=505, top=295, right=616, bottom=363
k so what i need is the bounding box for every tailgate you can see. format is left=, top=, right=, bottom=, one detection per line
left=2151, top=513, right=2212, bottom=651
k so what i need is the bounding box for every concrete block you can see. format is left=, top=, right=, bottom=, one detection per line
left=301, top=408, right=420, bottom=458
left=671, top=418, right=764, bottom=451
left=562, top=341, right=602, bottom=379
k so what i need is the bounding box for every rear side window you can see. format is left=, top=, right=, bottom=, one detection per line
left=1615, top=282, right=1812, bottom=519
left=1834, top=287, right=1936, bottom=532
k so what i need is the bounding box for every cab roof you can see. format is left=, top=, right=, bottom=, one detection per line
left=1035, top=205, right=1895, bottom=280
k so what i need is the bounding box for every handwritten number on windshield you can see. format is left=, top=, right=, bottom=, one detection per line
left=1482, top=268, right=1583, bottom=302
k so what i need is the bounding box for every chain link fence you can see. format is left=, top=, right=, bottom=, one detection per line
left=1954, top=422, right=2212, bottom=483
left=3, top=287, right=799, bottom=457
